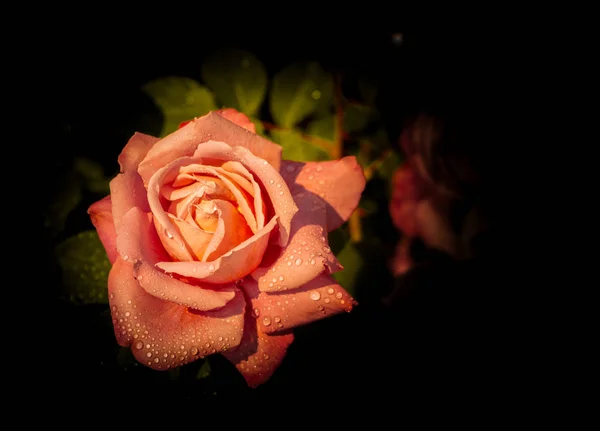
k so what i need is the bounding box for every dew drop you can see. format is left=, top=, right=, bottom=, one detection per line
left=335, top=292, right=343, bottom=299
left=109, top=293, right=115, bottom=299
left=323, top=246, right=331, bottom=253
left=327, top=287, right=334, bottom=294
left=154, top=357, right=160, bottom=363
left=191, top=346, right=199, bottom=355
left=166, top=230, right=174, bottom=239
left=134, top=341, right=144, bottom=350
left=310, top=291, right=321, bottom=301
left=274, top=316, right=281, bottom=323
left=125, top=311, right=131, bottom=317
left=208, top=264, right=215, bottom=271
left=316, top=165, right=323, bottom=172
left=263, top=353, right=270, bottom=359
left=318, top=180, right=325, bottom=185
left=269, top=179, right=274, bottom=184
left=263, top=317, right=272, bottom=326
left=278, top=275, right=284, bottom=281
left=324, top=297, right=331, bottom=303
left=295, top=258, right=303, bottom=266
left=146, top=352, right=152, bottom=358
left=252, top=308, right=260, bottom=317
left=310, top=259, right=316, bottom=265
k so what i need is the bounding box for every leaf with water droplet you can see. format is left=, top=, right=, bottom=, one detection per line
left=55, top=230, right=111, bottom=305
left=331, top=241, right=363, bottom=297
left=142, top=76, right=217, bottom=137
left=269, top=61, right=333, bottom=128
left=269, top=128, right=330, bottom=162
left=201, top=49, right=267, bottom=117
left=196, top=358, right=211, bottom=380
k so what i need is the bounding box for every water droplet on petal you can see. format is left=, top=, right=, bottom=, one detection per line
left=263, top=353, right=270, bottom=359
left=327, top=288, right=334, bottom=294
left=278, top=275, right=284, bottom=281
left=252, top=308, right=260, bottom=317
left=146, top=352, right=152, bottom=358
left=335, top=292, right=343, bottom=299
left=263, top=317, right=272, bottom=326
left=166, top=230, right=174, bottom=239
left=310, top=291, right=321, bottom=301
left=274, top=316, right=281, bottom=323
left=316, top=165, right=323, bottom=172
left=208, top=264, right=215, bottom=271
left=109, top=293, right=114, bottom=299
left=134, top=341, right=144, bottom=350
left=295, top=258, right=303, bottom=266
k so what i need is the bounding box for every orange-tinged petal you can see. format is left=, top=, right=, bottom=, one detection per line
left=203, top=200, right=253, bottom=261
left=138, top=112, right=281, bottom=185
left=221, top=294, right=294, bottom=387
left=191, top=141, right=298, bottom=246
left=116, top=207, right=236, bottom=310
left=108, top=257, right=245, bottom=370
left=156, top=216, right=278, bottom=284
left=245, top=275, right=355, bottom=335
left=251, top=181, right=342, bottom=293
left=216, top=108, right=256, bottom=133
left=88, top=195, right=118, bottom=264
left=280, top=157, right=365, bottom=232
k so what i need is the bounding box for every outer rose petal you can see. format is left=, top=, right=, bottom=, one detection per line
left=280, top=157, right=366, bottom=232
left=108, top=257, right=245, bottom=370
left=179, top=108, right=256, bottom=133
left=215, top=108, right=256, bottom=133
left=390, top=236, right=414, bottom=276
left=110, top=132, right=159, bottom=234
left=117, top=207, right=237, bottom=311
left=221, top=286, right=294, bottom=387
left=245, top=276, right=355, bottom=335
left=251, top=183, right=342, bottom=293
left=138, top=112, right=282, bottom=185
left=88, top=195, right=118, bottom=264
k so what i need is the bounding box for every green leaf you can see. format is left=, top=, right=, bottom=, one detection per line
left=269, top=129, right=330, bottom=162
left=73, top=157, right=111, bottom=195
left=55, top=230, right=111, bottom=304
left=307, top=115, right=335, bottom=141
left=331, top=241, right=363, bottom=297
left=269, top=61, right=333, bottom=128
left=43, top=171, right=83, bottom=237
left=344, top=104, right=373, bottom=134
left=142, top=77, right=218, bottom=137
left=328, top=227, right=349, bottom=255
left=201, top=49, right=268, bottom=117
left=196, top=358, right=211, bottom=379
left=378, top=149, right=403, bottom=181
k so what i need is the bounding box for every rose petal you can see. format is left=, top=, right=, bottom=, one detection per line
left=191, top=141, right=298, bottom=246
left=156, top=216, right=279, bottom=284
left=148, top=158, right=260, bottom=261
left=88, top=195, right=118, bottom=264
left=139, top=111, right=282, bottom=185
left=108, top=257, right=245, bottom=370
left=244, top=276, right=355, bottom=335
left=251, top=185, right=342, bottom=293
left=109, top=132, right=159, bottom=236
left=216, top=108, right=256, bottom=133
left=203, top=200, right=253, bottom=261
left=220, top=161, right=265, bottom=230
left=117, top=207, right=237, bottom=310
left=280, top=157, right=365, bottom=232
left=221, top=294, right=294, bottom=387
left=165, top=213, right=214, bottom=261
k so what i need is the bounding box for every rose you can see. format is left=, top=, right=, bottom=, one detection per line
left=388, top=116, right=460, bottom=276
left=88, top=108, right=365, bottom=387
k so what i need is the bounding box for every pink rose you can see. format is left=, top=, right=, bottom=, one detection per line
left=88, top=109, right=365, bottom=387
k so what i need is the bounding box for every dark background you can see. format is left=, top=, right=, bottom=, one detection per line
left=39, top=27, right=525, bottom=407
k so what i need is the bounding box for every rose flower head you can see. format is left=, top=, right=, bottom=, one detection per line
left=88, top=108, right=365, bottom=387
